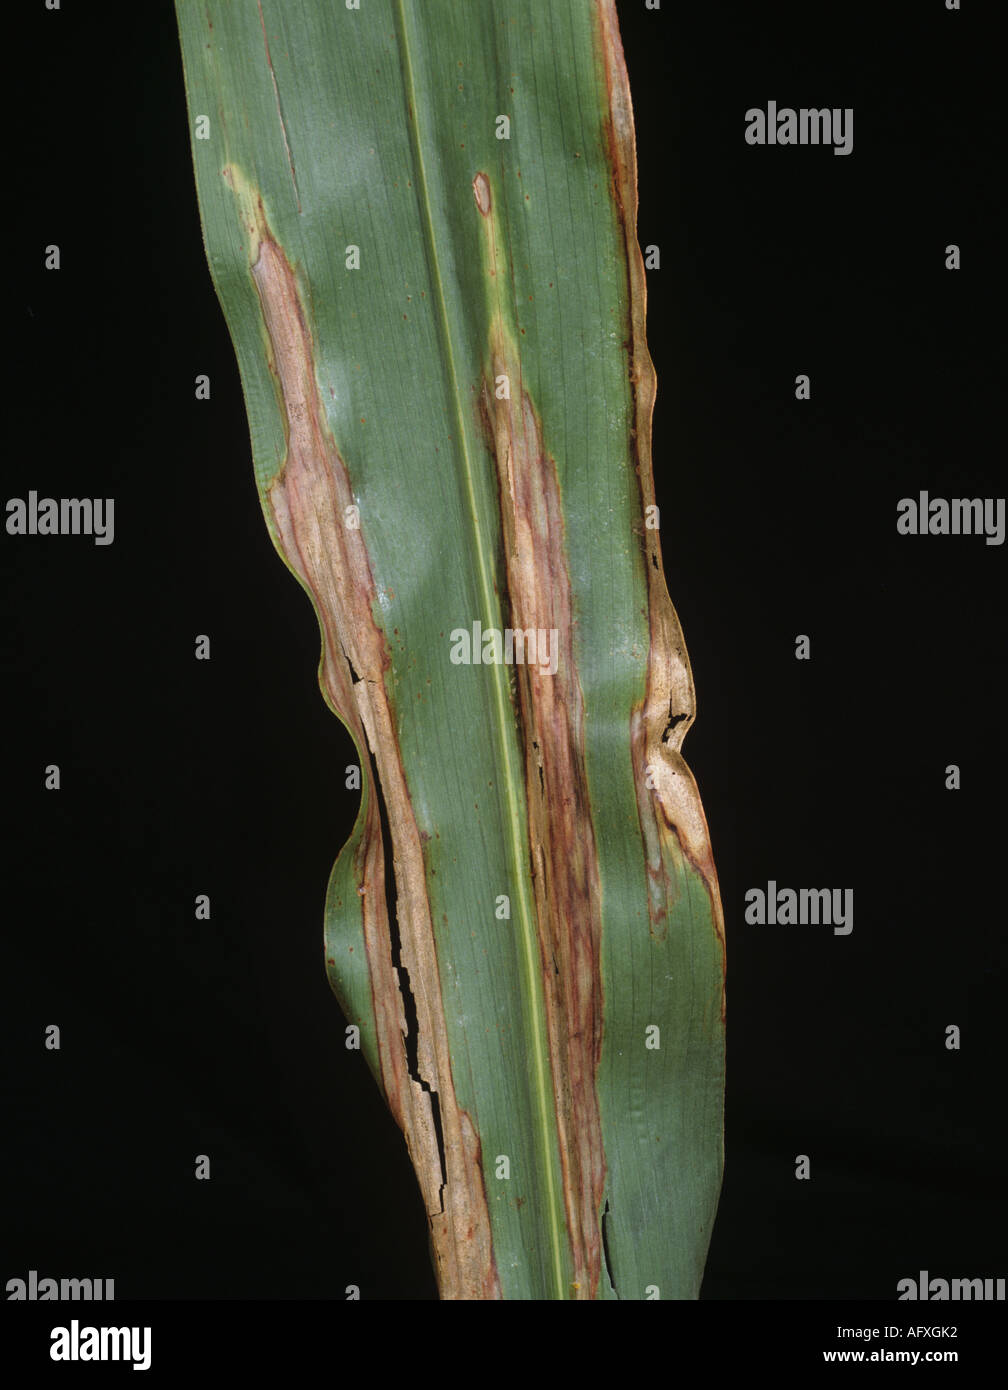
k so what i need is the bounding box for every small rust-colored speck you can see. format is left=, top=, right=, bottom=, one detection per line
left=360, top=416, right=366, bottom=423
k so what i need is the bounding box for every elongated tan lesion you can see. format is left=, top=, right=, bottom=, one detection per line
left=474, top=171, right=608, bottom=1299
left=594, top=0, right=727, bottom=1004
left=226, top=165, right=500, bottom=1300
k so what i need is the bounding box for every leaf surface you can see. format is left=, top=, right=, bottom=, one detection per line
left=175, top=0, right=725, bottom=1300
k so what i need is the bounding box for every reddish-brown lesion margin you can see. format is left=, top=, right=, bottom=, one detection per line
left=236, top=183, right=500, bottom=1300
left=474, top=174, right=607, bottom=1300
left=594, top=0, right=727, bottom=1016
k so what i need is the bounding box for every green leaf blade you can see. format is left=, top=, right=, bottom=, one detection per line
left=175, top=0, right=725, bottom=1300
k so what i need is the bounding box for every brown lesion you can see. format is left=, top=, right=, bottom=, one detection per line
left=594, top=0, right=727, bottom=1015
left=478, top=324, right=608, bottom=1299
left=243, top=203, right=500, bottom=1300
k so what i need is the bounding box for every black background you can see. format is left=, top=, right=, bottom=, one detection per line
left=4, top=0, right=1004, bottom=1318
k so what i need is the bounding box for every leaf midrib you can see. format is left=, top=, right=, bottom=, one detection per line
left=392, top=0, right=567, bottom=1301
